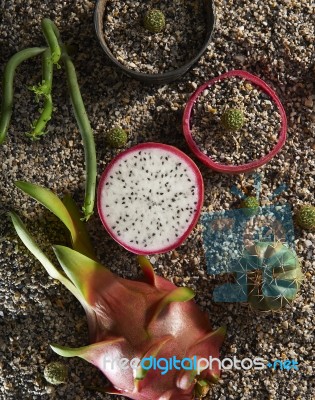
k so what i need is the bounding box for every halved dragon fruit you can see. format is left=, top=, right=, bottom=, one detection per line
left=97, top=143, right=204, bottom=255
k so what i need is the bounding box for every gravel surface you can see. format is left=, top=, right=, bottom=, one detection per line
left=0, top=1, right=314, bottom=400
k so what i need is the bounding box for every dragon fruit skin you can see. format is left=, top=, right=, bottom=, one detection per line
left=51, top=248, right=226, bottom=400
left=10, top=182, right=225, bottom=399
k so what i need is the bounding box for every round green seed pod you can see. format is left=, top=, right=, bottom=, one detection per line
left=143, top=9, right=165, bottom=33
left=296, top=205, right=315, bottom=231
left=241, top=196, right=260, bottom=217
left=106, top=127, right=128, bottom=148
left=221, top=108, right=244, bottom=131
left=44, top=361, right=68, bottom=385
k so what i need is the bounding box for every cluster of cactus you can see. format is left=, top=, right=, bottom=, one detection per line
left=143, top=9, right=166, bottom=33
left=296, top=205, right=315, bottom=231
left=221, top=108, right=245, bottom=131
left=237, top=241, right=303, bottom=311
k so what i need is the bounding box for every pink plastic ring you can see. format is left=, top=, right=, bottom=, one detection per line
left=182, top=70, right=287, bottom=174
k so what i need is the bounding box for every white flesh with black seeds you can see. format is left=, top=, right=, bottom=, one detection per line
left=98, top=145, right=202, bottom=254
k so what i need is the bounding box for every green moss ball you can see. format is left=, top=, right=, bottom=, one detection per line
left=106, top=127, right=128, bottom=148
left=221, top=108, right=245, bottom=131
left=44, top=362, right=68, bottom=385
left=241, top=196, right=260, bottom=216
left=296, top=205, right=315, bottom=230
left=143, top=9, right=166, bottom=33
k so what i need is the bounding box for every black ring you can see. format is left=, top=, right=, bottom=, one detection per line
left=94, top=0, right=216, bottom=84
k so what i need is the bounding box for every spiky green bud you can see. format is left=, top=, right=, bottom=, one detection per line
left=44, top=361, right=68, bottom=385
left=106, top=127, right=128, bottom=148
left=296, top=205, right=315, bottom=230
left=239, top=242, right=303, bottom=312
left=241, top=196, right=260, bottom=216
left=143, top=9, right=165, bottom=33
left=221, top=108, right=244, bottom=131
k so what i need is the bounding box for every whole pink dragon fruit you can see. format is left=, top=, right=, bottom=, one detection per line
left=52, top=250, right=225, bottom=399
left=10, top=182, right=225, bottom=399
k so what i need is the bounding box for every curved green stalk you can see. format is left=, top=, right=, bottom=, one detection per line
left=41, top=18, right=61, bottom=64
left=27, top=17, right=63, bottom=140
left=15, top=180, right=97, bottom=260
left=8, top=211, right=85, bottom=306
left=44, top=19, right=96, bottom=221
left=26, top=48, right=53, bottom=140
left=61, top=51, right=97, bottom=220
left=0, top=47, right=46, bottom=144
left=30, top=46, right=53, bottom=97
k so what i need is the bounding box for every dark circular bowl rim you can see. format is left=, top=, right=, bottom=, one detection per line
left=94, top=0, right=216, bottom=84
left=182, top=70, right=288, bottom=174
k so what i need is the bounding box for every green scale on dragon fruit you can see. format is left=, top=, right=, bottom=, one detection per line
left=98, top=142, right=204, bottom=255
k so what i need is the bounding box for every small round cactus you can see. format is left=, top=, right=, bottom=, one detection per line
left=241, top=196, right=260, bottom=217
left=238, top=242, right=303, bottom=311
left=221, top=108, right=245, bottom=131
left=44, top=361, right=68, bottom=385
left=143, top=9, right=165, bottom=33
left=106, top=127, right=128, bottom=148
left=296, top=205, right=315, bottom=230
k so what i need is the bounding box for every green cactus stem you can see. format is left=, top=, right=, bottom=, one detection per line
left=143, top=9, right=166, bottom=33
left=296, top=205, right=315, bottom=231
left=41, top=18, right=62, bottom=65
left=0, top=47, right=46, bottom=144
left=26, top=48, right=54, bottom=140
left=221, top=108, right=245, bottom=131
left=44, top=19, right=97, bottom=221
left=26, top=17, right=63, bottom=140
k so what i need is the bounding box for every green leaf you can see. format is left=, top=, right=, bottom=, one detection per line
left=9, top=211, right=84, bottom=305
left=15, top=181, right=73, bottom=229
left=62, top=194, right=96, bottom=260
left=51, top=337, right=125, bottom=361
left=15, top=181, right=96, bottom=259
left=148, top=287, right=195, bottom=330
left=137, top=255, right=156, bottom=286
left=134, top=336, right=171, bottom=388
left=53, top=245, right=113, bottom=305
left=154, top=287, right=195, bottom=316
